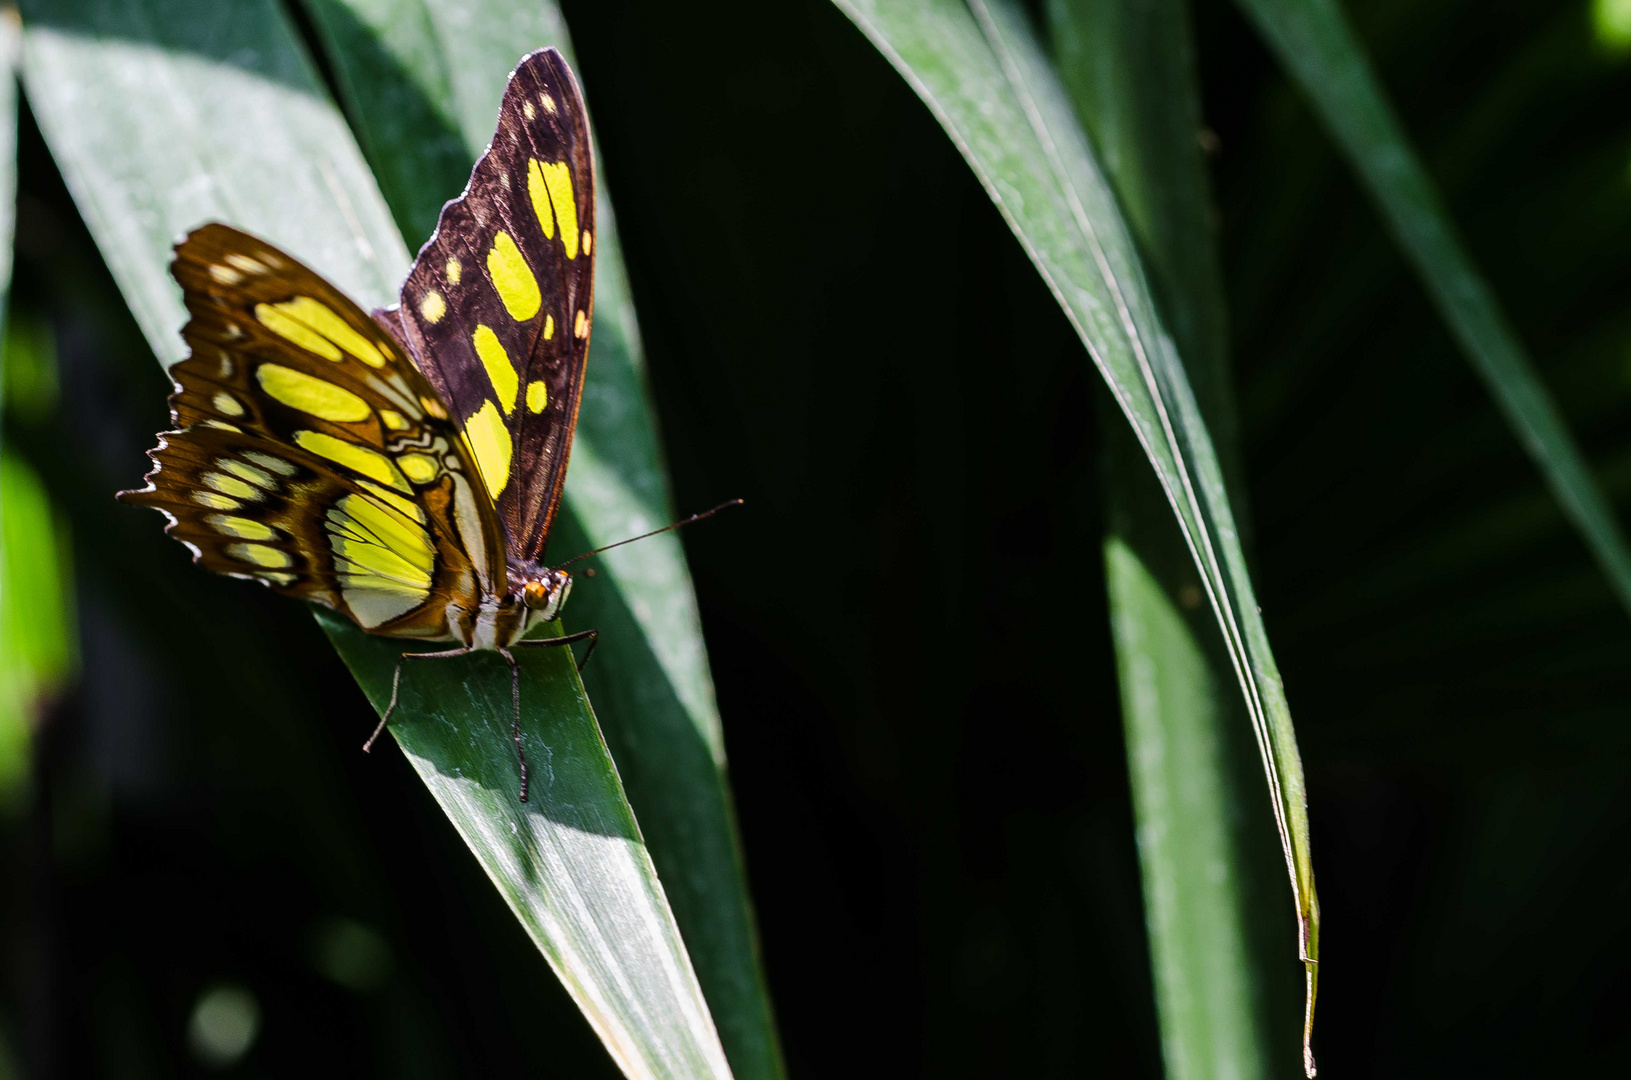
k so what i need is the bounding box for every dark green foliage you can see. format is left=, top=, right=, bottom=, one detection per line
left=1205, top=0, right=1631, bottom=1070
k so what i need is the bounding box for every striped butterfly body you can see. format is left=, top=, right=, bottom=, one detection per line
left=121, top=48, right=600, bottom=801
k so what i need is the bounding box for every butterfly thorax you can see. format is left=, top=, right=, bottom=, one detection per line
left=464, top=564, right=573, bottom=650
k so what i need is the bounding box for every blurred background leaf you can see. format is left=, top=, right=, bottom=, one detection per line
left=0, top=424, right=74, bottom=813
left=1230, top=0, right=1631, bottom=622
left=0, top=7, right=45, bottom=815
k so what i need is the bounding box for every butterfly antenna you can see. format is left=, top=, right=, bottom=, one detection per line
left=555, top=499, right=743, bottom=569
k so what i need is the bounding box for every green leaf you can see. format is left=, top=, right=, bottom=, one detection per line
left=1049, top=0, right=1288, bottom=1077
left=294, top=4, right=783, bottom=1076
left=1231, top=0, right=1631, bottom=617
left=18, top=2, right=734, bottom=1076
left=1046, top=0, right=1240, bottom=487
left=325, top=613, right=732, bottom=1079
left=829, top=0, right=1319, bottom=1073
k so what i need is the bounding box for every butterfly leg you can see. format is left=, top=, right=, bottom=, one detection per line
left=363, top=647, right=471, bottom=753
left=499, top=629, right=600, bottom=802
left=496, top=646, right=530, bottom=803
left=514, top=627, right=599, bottom=672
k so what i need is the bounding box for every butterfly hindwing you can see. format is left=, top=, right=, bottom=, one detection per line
left=380, top=47, right=595, bottom=565
left=130, top=424, right=468, bottom=638
left=121, top=224, right=509, bottom=638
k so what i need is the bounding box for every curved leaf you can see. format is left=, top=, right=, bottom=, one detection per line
left=18, top=1, right=733, bottom=1076
left=1233, top=0, right=1631, bottom=617
left=1049, top=0, right=1290, bottom=1077
left=829, top=0, right=1320, bottom=1072
left=293, top=3, right=784, bottom=1076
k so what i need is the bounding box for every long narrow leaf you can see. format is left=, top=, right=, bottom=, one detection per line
left=1233, top=0, right=1631, bottom=616
left=1049, top=1, right=1284, bottom=1077
left=295, top=3, right=784, bottom=1076
left=18, top=2, right=733, bottom=1076
left=829, top=0, right=1320, bottom=1072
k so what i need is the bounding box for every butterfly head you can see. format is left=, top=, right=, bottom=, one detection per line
left=519, top=567, right=574, bottom=623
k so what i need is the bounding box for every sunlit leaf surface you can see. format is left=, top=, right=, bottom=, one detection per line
left=295, top=4, right=783, bottom=1074
left=830, top=0, right=1320, bottom=1072
left=1049, top=0, right=1287, bottom=1076
left=19, top=1, right=733, bottom=1075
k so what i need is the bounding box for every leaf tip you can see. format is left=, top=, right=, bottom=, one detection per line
left=1302, top=961, right=1318, bottom=1077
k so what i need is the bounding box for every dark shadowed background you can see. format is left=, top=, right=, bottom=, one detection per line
left=3, top=0, right=1628, bottom=1076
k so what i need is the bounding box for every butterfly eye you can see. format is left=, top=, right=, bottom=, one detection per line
left=522, top=579, right=551, bottom=608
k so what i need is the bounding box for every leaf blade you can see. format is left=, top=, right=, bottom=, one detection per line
left=828, top=0, right=1320, bottom=1071
left=295, top=4, right=784, bottom=1077
left=1049, top=0, right=1291, bottom=1076
left=18, top=2, right=734, bottom=1075
left=325, top=614, right=733, bottom=1080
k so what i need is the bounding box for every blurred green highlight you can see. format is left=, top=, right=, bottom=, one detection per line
left=1594, top=0, right=1631, bottom=50
left=0, top=451, right=73, bottom=807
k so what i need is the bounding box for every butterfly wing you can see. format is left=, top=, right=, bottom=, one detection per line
left=378, top=47, right=595, bottom=566
left=121, top=224, right=509, bottom=641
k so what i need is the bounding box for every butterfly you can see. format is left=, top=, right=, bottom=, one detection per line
left=120, top=48, right=607, bottom=802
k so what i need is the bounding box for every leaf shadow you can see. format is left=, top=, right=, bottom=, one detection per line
left=22, top=0, right=336, bottom=101
left=295, top=0, right=473, bottom=246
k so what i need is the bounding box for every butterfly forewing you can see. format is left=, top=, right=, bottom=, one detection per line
left=379, top=48, right=595, bottom=565
left=122, top=224, right=509, bottom=639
